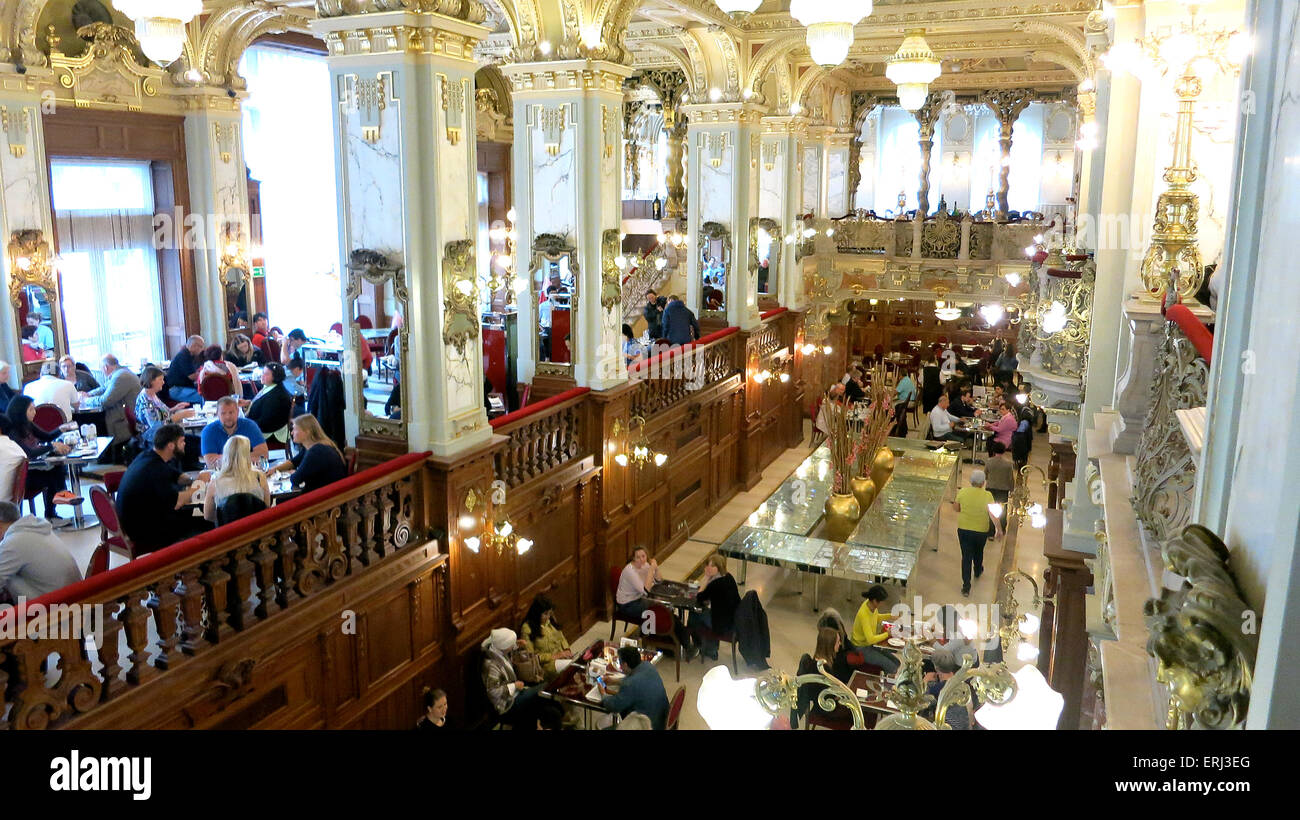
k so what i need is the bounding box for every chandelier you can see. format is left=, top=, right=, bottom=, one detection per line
left=932, top=287, right=961, bottom=321
left=613, top=415, right=667, bottom=470
left=462, top=480, right=533, bottom=556
left=114, top=0, right=202, bottom=66
left=714, top=0, right=762, bottom=19
left=886, top=29, right=943, bottom=111
left=790, top=0, right=874, bottom=68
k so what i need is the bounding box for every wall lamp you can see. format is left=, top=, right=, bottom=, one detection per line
left=461, top=480, right=533, bottom=556
left=612, top=415, right=666, bottom=469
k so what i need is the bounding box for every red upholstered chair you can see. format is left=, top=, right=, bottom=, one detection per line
left=89, top=485, right=135, bottom=560
left=33, top=403, right=66, bottom=433
left=102, top=469, right=126, bottom=496
left=608, top=565, right=639, bottom=641
left=329, top=322, right=343, bottom=336
left=261, top=336, right=282, bottom=364
left=199, top=374, right=234, bottom=400
left=15, top=461, right=45, bottom=516
left=666, top=685, right=686, bottom=730
left=356, top=315, right=373, bottom=330
left=694, top=624, right=739, bottom=675
left=639, top=603, right=681, bottom=682
left=84, top=542, right=111, bottom=577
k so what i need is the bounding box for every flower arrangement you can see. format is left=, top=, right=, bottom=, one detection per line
left=853, top=363, right=896, bottom=478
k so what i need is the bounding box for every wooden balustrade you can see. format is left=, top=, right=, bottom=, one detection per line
left=0, top=452, right=429, bottom=730
left=491, top=387, right=591, bottom=489
left=629, top=328, right=742, bottom=418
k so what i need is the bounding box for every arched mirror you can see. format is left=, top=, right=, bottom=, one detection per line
left=346, top=249, right=408, bottom=437
left=700, top=221, right=729, bottom=318
left=8, top=230, right=65, bottom=381
left=530, top=233, right=577, bottom=375
left=751, top=217, right=780, bottom=299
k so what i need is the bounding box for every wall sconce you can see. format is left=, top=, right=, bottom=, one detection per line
left=997, top=567, right=1056, bottom=659
left=1009, top=464, right=1049, bottom=530
left=487, top=208, right=523, bottom=299
left=462, top=480, right=533, bottom=556
left=612, top=415, right=666, bottom=469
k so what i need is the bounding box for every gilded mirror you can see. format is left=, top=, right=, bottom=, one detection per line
left=345, top=248, right=408, bottom=438
left=8, top=230, right=65, bottom=380
left=699, top=221, right=729, bottom=318
left=220, top=222, right=253, bottom=331
left=750, top=217, right=779, bottom=298
left=530, top=233, right=578, bottom=376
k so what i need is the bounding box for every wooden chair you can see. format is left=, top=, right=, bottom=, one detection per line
left=33, top=403, right=66, bottom=433
left=639, top=603, right=681, bottom=682
left=88, top=485, right=134, bottom=560
left=84, top=542, right=112, bottom=577
left=199, top=373, right=234, bottom=400
left=666, top=685, right=686, bottom=730
left=608, top=565, right=639, bottom=641
left=693, top=624, right=739, bottom=675
left=14, top=461, right=45, bottom=516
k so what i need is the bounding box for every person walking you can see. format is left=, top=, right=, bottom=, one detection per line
left=952, top=470, right=1001, bottom=597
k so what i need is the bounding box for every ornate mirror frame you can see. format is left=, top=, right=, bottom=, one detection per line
left=345, top=248, right=409, bottom=439
left=529, top=233, right=579, bottom=377
left=220, top=221, right=253, bottom=332
left=699, top=220, right=730, bottom=320
left=750, top=217, right=781, bottom=299
left=7, top=229, right=66, bottom=380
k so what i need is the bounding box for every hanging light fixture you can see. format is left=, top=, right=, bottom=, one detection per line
left=932, top=287, right=961, bottom=321
left=713, top=0, right=762, bottom=20
left=113, top=0, right=202, bottom=66
left=612, top=415, right=667, bottom=470
left=886, top=29, right=943, bottom=111
left=790, top=0, right=874, bottom=68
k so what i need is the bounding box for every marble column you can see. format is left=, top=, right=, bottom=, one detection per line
left=665, top=109, right=687, bottom=220
left=503, top=60, right=632, bottom=390
left=824, top=130, right=853, bottom=218
left=684, top=102, right=764, bottom=330
left=913, top=97, right=944, bottom=217
left=184, top=102, right=251, bottom=345
left=0, top=80, right=53, bottom=383
left=801, top=133, right=825, bottom=218
left=1063, top=2, right=1145, bottom=551
left=313, top=8, right=492, bottom=457
left=982, top=89, right=1034, bottom=219
left=760, top=116, right=808, bottom=311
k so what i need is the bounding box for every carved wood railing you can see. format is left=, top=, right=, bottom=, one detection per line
left=830, top=214, right=1042, bottom=263
left=0, top=452, right=430, bottom=730
left=1133, top=305, right=1212, bottom=547
left=629, top=327, right=742, bottom=418
left=491, top=387, right=591, bottom=488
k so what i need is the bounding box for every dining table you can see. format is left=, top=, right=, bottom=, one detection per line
left=32, top=434, right=113, bottom=530
left=537, top=639, right=663, bottom=729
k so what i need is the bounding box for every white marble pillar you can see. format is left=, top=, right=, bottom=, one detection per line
left=0, top=82, right=53, bottom=382
left=824, top=130, right=853, bottom=218
left=1064, top=2, right=1146, bottom=551
left=801, top=137, right=824, bottom=217
left=503, top=60, right=632, bottom=390
left=684, top=103, right=764, bottom=330
left=760, top=116, right=808, bottom=311
left=313, top=9, right=492, bottom=457
left=184, top=104, right=251, bottom=345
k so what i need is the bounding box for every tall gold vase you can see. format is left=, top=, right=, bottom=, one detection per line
left=850, top=474, right=877, bottom=512
left=870, top=446, right=896, bottom=489
left=824, top=492, right=861, bottom=542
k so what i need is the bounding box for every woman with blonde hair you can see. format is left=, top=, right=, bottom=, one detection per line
left=203, top=434, right=270, bottom=525
left=272, top=413, right=347, bottom=493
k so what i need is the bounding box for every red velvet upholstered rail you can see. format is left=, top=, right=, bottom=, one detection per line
left=1166, top=303, right=1214, bottom=364
left=759, top=307, right=788, bottom=320
left=6, top=451, right=431, bottom=619
left=629, top=327, right=739, bottom=376
left=490, top=386, right=591, bottom=429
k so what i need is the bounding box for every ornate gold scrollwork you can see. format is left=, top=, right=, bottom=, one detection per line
left=7, top=230, right=55, bottom=310
left=442, top=239, right=479, bottom=356
left=600, top=229, right=622, bottom=312
left=1144, top=525, right=1256, bottom=730
left=441, top=74, right=465, bottom=146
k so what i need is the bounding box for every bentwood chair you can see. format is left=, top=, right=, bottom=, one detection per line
left=89, top=485, right=135, bottom=560
left=639, top=603, right=681, bottom=682
left=84, top=541, right=112, bottom=577
left=666, top=686, right=686, bottom=730
left=608, top=566, right=639, bottom=641
left=33, top=403, right=67, bottom=433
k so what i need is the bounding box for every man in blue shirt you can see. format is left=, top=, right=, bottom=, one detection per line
left=200, top=396, right=268, bottom=469
left=892, top=371, right=918, bottom=436
left=166, top=335, right=206, bottom=404
left=599, top=645, right=670, bottom=729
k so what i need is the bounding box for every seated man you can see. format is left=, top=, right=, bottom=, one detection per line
left=79, top=354, right=142, bottom=449
left=59, top=355, right=98, bottom=393
left=115, top=424, right=213, bottom=555
left=921, top=647, right=979, bottom=730
left=165, top=335, right=206, bottom=405
left=927, top=393, right=969, bottom=444
left=948, top=387, right=978, bottom=419
left=682, top=553, right=740, bottom=662
left=614, top=547, right=661, bottom=627
left=0, top=500, right=82, bottom=601
left=200, top=396, right=268, bottom=470
left=599, top=645, right=670, bottom=730
left=22, top=361, right=80, bottom=422
left=849, top=584, right=901, bottom=673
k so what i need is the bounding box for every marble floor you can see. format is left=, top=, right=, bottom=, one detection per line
left=568, top=419, right=1053, bottom=730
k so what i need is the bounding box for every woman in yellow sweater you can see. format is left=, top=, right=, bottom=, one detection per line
left=520, top=594, right=573, bottom=679
left=849, top=585, right=901, bottom=673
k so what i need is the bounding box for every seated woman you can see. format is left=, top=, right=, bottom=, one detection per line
left=202, top=434, right=271, bottom=526
left=134, top=366, right=198, bottom=462
left=244, top=362, right=292, bottom=444
left=480, top=627, right=545, bottom=730
left=198, top=345, right=241, bottom=397
left=225, top=334, right=265, bottom=369
left=519, top=593, right=572, bottom=679
left=795, top=627, right=855, bottom=728
left=5, top=395, right=72, bottom=523
left=271, top=413, right=347, bottom=493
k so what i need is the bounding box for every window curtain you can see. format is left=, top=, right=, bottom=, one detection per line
left=873, top=108, right=921, bottom=216
left=51, top=160, right=165, bottom=372
left=239, top=46, right=340, bottom=337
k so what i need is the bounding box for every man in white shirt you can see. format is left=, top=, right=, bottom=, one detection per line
left=538, top=286, right=558, bottom=360
left=22, top=361, right=80, bottom=422
left=0, top=420, right=26, bottom=501
left=0, top=501, right=82, bottom=601
left=615, top=547, right=661, bottom=625
left=928, top=393, right=969, bottom=444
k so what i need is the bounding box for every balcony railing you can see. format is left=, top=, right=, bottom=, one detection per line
left=829, top=212, right=1043, bottom=264
left=0, top=452, right=429, bottom=730
left=629, top=327, right=742, bottom=418
left=1019, top=252, right=1096, bottom=381
left=491, top=387, right=591, bottom=489
left=1132, top=304, right=1212, bottom=547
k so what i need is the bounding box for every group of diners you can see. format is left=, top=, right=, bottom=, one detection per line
left=621, top=290, right=704, bottom=368
left=794, top=595, right=993, bottom=729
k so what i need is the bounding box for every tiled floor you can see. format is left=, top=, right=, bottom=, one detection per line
left=568, top=419, right=1053, bottom=730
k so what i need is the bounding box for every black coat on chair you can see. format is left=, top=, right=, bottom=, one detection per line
left=733, top=590, right=770, bottom=670
left=307, top=367, right=347, bottom=450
